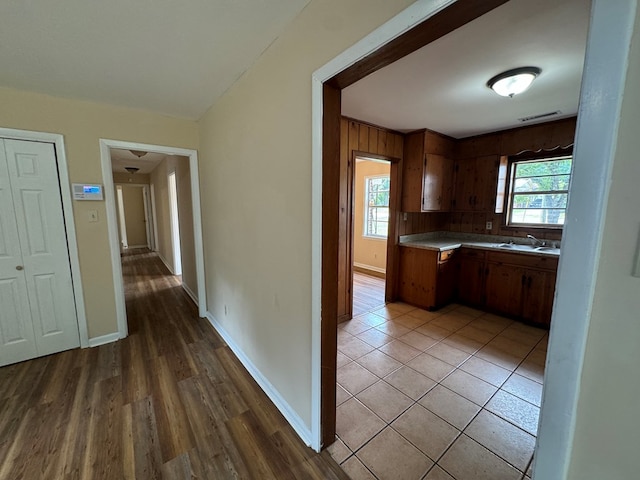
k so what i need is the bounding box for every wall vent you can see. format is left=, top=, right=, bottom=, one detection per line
left=518, top=110, right=562, bottom=123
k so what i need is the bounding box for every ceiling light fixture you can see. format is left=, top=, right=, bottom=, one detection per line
left=130, top=150, right=147, bottom=158
left=487, top=67, right=541, bottom=98
left=124, top=167, right=140, bottom=174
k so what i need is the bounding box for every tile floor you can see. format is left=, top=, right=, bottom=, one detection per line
left=329, top=302, right=547, bottom=480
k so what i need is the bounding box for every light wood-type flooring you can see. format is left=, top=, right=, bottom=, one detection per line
left=352, top=272, right=386, bottom=317
left=0, top=249, right=349, bottom=480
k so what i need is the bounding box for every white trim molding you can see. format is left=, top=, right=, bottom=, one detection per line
left=182, top=283, right=198, bottom=306
left=99, top=139, right=208, bottom=343
left=88, top=332, right=120, bottom=348
left=205, top=312, right=312, bottom=447
left=0, top=127, right=89, bottom=348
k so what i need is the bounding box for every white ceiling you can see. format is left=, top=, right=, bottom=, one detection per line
left=0, top=0, right=310, bottom=119
left=110, top=148, right=166, bottom=175
left=342, top=0, right=591, bottom=139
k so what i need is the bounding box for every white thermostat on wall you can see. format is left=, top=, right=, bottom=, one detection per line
left=72, top=183, right=104, bottom=201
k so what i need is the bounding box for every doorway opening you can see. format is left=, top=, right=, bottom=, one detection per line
left=115, top=184, right=153, bottom=252
left=99, top=139, right=207, bottom=340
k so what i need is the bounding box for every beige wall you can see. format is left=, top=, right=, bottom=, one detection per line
left=354, top=160, right=390, bottom=271
left=120, top=185, right=148, bottom=247
left=150, top=155, right=197, bottom=296
left=0, top=86, right=198, bottom=338
left=567, top=5, right=640, bottom=478
left=197, top=0, right=414, bottom=427
left=112, top=172, right=151, bottom=184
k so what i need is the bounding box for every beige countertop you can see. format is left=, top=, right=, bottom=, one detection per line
left=399, top=234, right=561, bottom=257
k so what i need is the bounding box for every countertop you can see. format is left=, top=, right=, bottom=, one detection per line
left=399, top=233, right=561, bottom=257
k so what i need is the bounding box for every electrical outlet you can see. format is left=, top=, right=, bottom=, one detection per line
left=485, top=221, right=493, bottom=230
left=403, top=212, right=408, bottom=221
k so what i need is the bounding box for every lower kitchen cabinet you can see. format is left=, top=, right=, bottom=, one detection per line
left=456, top=249, right=486, bottom=307
left=398, top=247, right=456, bottom=310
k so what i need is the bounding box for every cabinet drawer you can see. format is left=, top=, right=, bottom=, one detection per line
left=439, top=249, right=456, bottom=262
left=458, top=248, right=486, bottom=260
left=486, top=251, right=559, bottom=271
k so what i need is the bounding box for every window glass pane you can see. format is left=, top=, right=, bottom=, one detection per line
left=511, top=208, right=566, bottom=225
left=513, top=175, right=570, bottom=193
left=515, top=158, right=571, bottom=177
left=365, top=175, right=390, bottom=237
left=513, top=193, right=568, bottom=209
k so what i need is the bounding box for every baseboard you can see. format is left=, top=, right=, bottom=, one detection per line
left=88, top=332, right=120, bottom=348
left=182, top=282, right=198, bottom=306
left=126, top=244, right=148, bottom=249
left=157, top=253, right=175, bottom=274
left=353, top=262, right=386, bottom=279
left=204, top=312, right=312, bottom=447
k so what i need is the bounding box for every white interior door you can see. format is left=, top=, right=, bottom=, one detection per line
left=0, top=139, right=79, bottom=366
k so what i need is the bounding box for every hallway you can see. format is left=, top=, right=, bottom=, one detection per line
left=0, top=250, right=347, bottom=479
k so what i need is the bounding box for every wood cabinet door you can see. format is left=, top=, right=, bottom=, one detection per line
left=473, top=155, right=499, bottom=211
left=436, top=258, right=456, bottom=307
left=422, top=154, right=452, bottom=212
left=452, top=158, right=475, bottom=211
left=397, top=247, right=438, bottom=309
left=485, top=263, right=526, bottom=317
left=457, top=257, right=485, bottom=306
left=522, top=269, right=557, bottom=327
left=401, top=132, right=426, bottom=213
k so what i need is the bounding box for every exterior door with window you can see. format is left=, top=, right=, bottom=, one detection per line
left=0, top=139, right=79, bottom=366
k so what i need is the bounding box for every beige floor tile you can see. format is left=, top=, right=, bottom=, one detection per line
left=406, top=308, right=442, bottom=322
left=456, top=324, right=497, bottom=343
left=534, top=334, right=549, bottom=352
left=501, top=374, right=543, bottom=407
left=374, top=321, right=412, bottom=338
left=371, top=306, right=404, bottom=320
left=486, top=390, right=540, bottom=435
left=426, top=342, right=471, bottom=367
left=465, top=410, right=536, bottom=472
left=442, top=333, right=485, bottom=354
left=357, top=427, right=433, bottom=480
left=337, top=328, right=353, bottom=342
left=475, top=345, right=523, bottom=371
left=441, top=369, right=498, bottom=406
left=336, top=351, right=352, bottom=368
left=336, top=398, right=386, bottom=451
left=384, top=365, right=437, bottom=400
left=468, top=317, right=511, bottom=335
left=355, top=311, right=388, bottom=328
left=419, top=385, right=481, bottom=430
left=439, top=435, right=521, bottom=480
left=477, top=313, right=514, bottom=330
left=357, top=328, right=394, bottom=348
left=430, top=313, right=473, bottom=332
left=393, top=314, right=428, bottom=329
left=408, top=353, right=456, bottom=382
left=337, top=362, right=379, bottom=395
left=424, top=465, right=455, bottom=480
left=357, top=380, right=413, bottom=423
left=378, top=339, right=422, bottom=363
left=386, top=302, right=417, bottom=314
left=415, top=323, right=452, bottom=340
left=336, top=383, right=352, bottom=406
left=499, top=324, right=545, bottom=347
left=356, top=349, right=403, bottom=378
left=327, top=437, right=351, bottom=464
left=515, top=349, right=547, bottom=383
left=398, top=331, right=439, bottom=351
left=392, top=404, right=460, bottom=460
left=341, top=319, right=373, bottom=336
left=453, top=305, right=485, bottom=318
left=460, top=356, right=511, bottom=387
left=487, top=336, right=533, bottom=359
left=340, top=455, right=377, bottom=480
left=338, top=335, right=376, bottom=360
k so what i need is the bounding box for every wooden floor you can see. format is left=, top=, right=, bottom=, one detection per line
left=0, top=249, right=348, bottom=480
left=352, top=272, right=386, bottom=316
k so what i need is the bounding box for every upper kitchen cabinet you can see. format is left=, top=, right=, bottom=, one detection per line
left=401, top=130, right=455, bottom=212
left=452, top=155, right=500, bottom=212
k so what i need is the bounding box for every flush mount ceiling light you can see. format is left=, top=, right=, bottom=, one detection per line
left=487, top=67, right=542, bottom=97
left=130, top=150, right=147, bottom=158
left=124, top=167, right=140, bottom=174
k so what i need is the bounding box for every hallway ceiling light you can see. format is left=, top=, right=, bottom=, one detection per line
left=124, top=167, right=139, bottom=174
left=130, top=150, right=147, bottom=158
left=487, top=67, right=541, bottom=97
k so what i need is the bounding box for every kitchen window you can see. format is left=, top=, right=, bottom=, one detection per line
left=506, top=155, right=572, bottom=227
left=364, top=175, right=390, bottom=237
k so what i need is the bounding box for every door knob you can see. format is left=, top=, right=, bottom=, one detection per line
left=16, top=265, right=23, bottom=271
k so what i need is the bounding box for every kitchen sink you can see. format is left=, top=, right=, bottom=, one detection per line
left=494, top=243, right=559, bottom=253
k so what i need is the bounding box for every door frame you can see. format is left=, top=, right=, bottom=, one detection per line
left=311, top=2, right=637, bottom=478
left=114, top=183, right=154, bottom=250
left=100, top=139, right=207, bottom=340
left=0, top=127, right=89, bottom=347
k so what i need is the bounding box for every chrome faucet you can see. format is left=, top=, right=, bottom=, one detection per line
left=527, top=234, right=546, bottom=247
